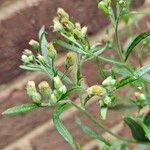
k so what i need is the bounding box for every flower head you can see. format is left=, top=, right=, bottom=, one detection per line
left=57, top=8, right=69, bottom=19
left=47, top=42, right=57, bottom=60
left=87, top=85, right=106, bottom=96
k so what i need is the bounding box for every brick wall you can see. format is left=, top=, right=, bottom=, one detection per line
left=0, top=0, right=149, bottom=150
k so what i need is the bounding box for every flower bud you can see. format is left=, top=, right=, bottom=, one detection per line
left=119, top=0, right=125, bottom=5
left=60, top=17, right=74, bottom=31
left=53, top=17, right=64, bottom=32
left=37, top=54, right=45, bottom=63
left=75, top=22, right=81, bottom=29
left=23, top=49, right=33, bottom=56
left=134, top=92, right=146, bottom=101
left=47, top=42, right=57, bottom=60
left=26, top=81, right=37, bottom=96
left=32, top=92, right=41, bottom=103
left=21, top=55, right=30, bottom=64
left=65, top=52, right=76, bottom=69
left=29, top=39, right=39, bottom=50
left=87, top=85, right=106, bottom=96
left=57, top=8, right=69, bottom=19
left=98, top=1, right=109, bottom=14
left=53, top=76, right=63, bottom=89
left=28, top=55, right=34, bottom=62
left=104, top=96, right=111, bottom=105
left=99, top=100, right=105, bottom=107
left=81, top=26, right=88, bottom=38
left=102, top=76, right=116, bottom=86
left=50, top=93, right=57, bottom=104
left=58, top=85, right=67, bottom=94
left=73, top=28, right=81, bottom=38
left=38, top=81, right=51, bottom=98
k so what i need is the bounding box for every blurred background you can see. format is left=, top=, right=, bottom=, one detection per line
left=0, top=0, right=149, bottom=150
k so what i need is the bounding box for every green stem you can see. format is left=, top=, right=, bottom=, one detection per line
left=70, top=101, right=131, bottom=142
left=115, top=17, right=123, bottom=61
left=70, top=101, right=150, bottom=145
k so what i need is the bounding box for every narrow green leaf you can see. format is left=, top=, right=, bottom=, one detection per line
left=39, top=26, right=45, bottom=39
left=144, top=111, right=150, bottom=126
left=138, top=122, right=150, bottom=140
left=53, top=39, right=86, bottom=54
left=75, top=117, right=111, bottom=146
left=125, top=31, right=150, bottom=61
left=134, top=65, right=150, bottom=78
left=39, top=26, right=52, bottom=65
left=123, top=36, right=136, bottom=53
left=124, top=116, right=149, bottom=142
left=112, top=67, right=131, bottom=76
left=92, top=44, right=107, bottom=55
left=20, top=65, right=41, bottom=71
left=2, top=103, right=38, bottom=115
left=39, top=28, right=48, bottom=57
left=52, top=103, right=75, bottom=148
left=58, top=71, right=72, bottom=84
left=115, top=76, right=136, bottom=89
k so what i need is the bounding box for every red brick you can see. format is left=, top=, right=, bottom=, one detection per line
left=0, top=0, right=145, bottom=84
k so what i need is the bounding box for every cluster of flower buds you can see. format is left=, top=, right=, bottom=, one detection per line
left=29, top=39, right=40, bottom=50
left=87, top=83, right=113, bottom=120
left=21, top=49, right=34, bottom=64
left=134, top=91, right=146, bottom=108
left=117, top=0, right=130, bottom=16
left=53, top=8, right=88, bottom=40
left=26, top=78, right=66, bottom=105
left=87, top=85, right=112, bottom=105
left=98, top=0, right=111, bottom=14
left=47, top=42, right=57, bottom=60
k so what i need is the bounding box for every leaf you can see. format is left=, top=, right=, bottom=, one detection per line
left=75, top=117, right=111, bottom=146
left=124, top=116, right=149, bottom=142
left=20, top=65, right=41, bottom=71
left=53, top=39, right=87, bottom=54
left=2, top=103, right=38, bottom=115
left=123, top=36, right=136, bottom=53
left=58, top=71, right=72, bottom=84
left=39, top=27, right=48, bottom=56
left=52, top=103, right=75, bottom=148
left=115, top=76, right=136, bottom=89
left=144, top=111, right=150, bottom=126
left=138, top=122, right=150, bottom=140
left=92, top=44, right=107, bottom=55
left=39, top=26, right=51, bottom=65
left=112, top=67, right=131, bottom=76
left=134, top=65, right=150, bottom=78
left=125, top=31, right=150, bottom=61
